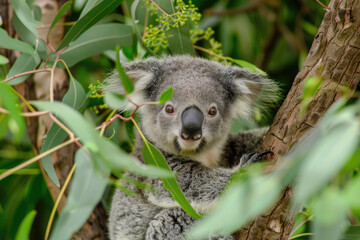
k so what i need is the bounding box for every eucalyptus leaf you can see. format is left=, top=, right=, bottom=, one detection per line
left=341, top=226, right=360, bottom=240
left=34, top=101, right=172, bottom=178
left=57, top=0, right=123, bottom=50
left=12, top=13, right=37, bottom=46
left=0, top=83, right=25, bottom=140
left=15, top=210, right=37, bottom=240
left=294, top=119, right=360, bottom=203
left=158, top=87, right=173, bottom=104
left=41, top=77, right=87, bottom=187
left=10, top=0, right=39, bottom=36
left=79, top=0, right=102, bottom=19
left=0, top=55, right=9, bottom=65
left=48, top=1, right=72, bottom=37
left=104, top=92, right=128, bottom=110
left=50, top=149, right=109, bottom=240
left=0, top=28, right=34, bottom=55
left=189, top=174, right=282, bottom=239
left=226, top=57, right=266, bottom=76
left=98, top=137, right=173, bottom=178
left=60, top=23, right=133, bottom=67
left=32, top=101, right=98, bottom=149
left=6, top=53, right=40, bottom=85
left=154, top=0, right=195, bottom=55
left=115, top=50, right=134, bottom=94
left=312, top=189, right=347, bottom=240
left=142, top=140, right=201, bottom=219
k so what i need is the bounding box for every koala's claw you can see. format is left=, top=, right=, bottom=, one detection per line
left=240, top=150, right=273, bottom=166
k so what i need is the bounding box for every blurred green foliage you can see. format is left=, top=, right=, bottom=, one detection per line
left=2, top=0, right=360, bottom=240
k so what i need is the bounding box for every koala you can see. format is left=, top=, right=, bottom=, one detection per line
left=104, top=56, right=279, bottom=240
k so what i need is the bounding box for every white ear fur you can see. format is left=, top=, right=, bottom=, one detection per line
left=232, top=76, right=279, bottom=119
left=103, top=69, right=155, bottom=111
left=126, top=70, right=154, bottom=108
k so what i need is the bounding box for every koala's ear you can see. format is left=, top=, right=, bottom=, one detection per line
left=229, top=67, right=279, bottom=119
left=103, top=58, right=161, bottom=108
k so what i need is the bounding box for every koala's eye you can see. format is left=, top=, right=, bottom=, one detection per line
left=208, top=106, right=217, bottom=116
left=165, top=104, right=175, bottom=114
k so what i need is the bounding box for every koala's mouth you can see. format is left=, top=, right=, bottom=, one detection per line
left=173, top=137, right=206, bottom=154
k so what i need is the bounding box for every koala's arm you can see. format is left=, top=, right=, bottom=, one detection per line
left=221, top=127, right=269, bottom=168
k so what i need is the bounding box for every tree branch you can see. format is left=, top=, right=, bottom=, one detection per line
left=235, top=0, right=360, bottom=239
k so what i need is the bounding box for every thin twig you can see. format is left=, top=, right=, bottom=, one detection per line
left=0, top=138, right=77, bottom=181
left=314, top=0, right=331, bottom=10
left=288, top=233, right=314, bottom=240
left=3, top=69, right=51, bottom=83
left=0, top=107, right=49, bottom=117
left=142, top=8, right=150, bottom=41
left=49, top=113, right=83, bottom=149
left=149, top=0, right=175, bottom=19
left=289, top=215, right=313, bottom=236
left=44, top=162, right=77, bottom=240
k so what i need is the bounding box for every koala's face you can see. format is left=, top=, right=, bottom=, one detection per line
left=105, top=56, right=278, bottom=166
left=141, top=70, right=234, bottom=158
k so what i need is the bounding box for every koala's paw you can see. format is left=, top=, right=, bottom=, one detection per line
left=239, top=151, right=272, bottom=167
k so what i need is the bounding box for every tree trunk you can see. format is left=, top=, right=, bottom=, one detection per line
left=235, top=0, right=360, bottom=239
left=2, top=0, right=108, bottom=239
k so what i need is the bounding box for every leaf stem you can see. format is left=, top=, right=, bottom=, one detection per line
left=289, top=215, right=313, bottom=236
left=288, top=233, right=314, bottom=239
left=44, top=162, right=77, bottom=240
left=3, top=69, right=51, bottom=83
left=149, top=0, right=175, bottom=20
left=0, top=107, right=49, bottom=117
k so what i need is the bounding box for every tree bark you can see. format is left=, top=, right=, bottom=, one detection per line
left=236, top=0, right=360, bottom=239
left=2, top=1, right=108, bottom=239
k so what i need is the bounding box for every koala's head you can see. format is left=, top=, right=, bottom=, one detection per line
left=105, top=56, right=278, bottom=166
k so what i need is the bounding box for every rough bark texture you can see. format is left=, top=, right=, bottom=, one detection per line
left=236, top=0, right=360, bottom=239
left=2, top=1, right=107, bottom=239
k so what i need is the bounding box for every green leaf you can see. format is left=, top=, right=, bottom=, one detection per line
left=15, top=210, right=37, bottom=240
left=226, top=57, right=267, bottom=76
left=57, top=0, right=123, bottom=50
left=154, top=0, right=195, bottom=55
left=343, top=175, right=360, bottom=207
left=0, top=28, right=34, bottom=55
left=313, top=189, right=347, bottom=240
left=33, top=101, right=98, bottom=148
left=294, top=115, right=360, bottom=203
left=60, top=23, right=133, bottom=67
left=189, top=174, right=282, bottom=239
left=0, top=83, right=25, bottom=140
left=41, top=77, right=87, bottom=187
left=9, top=0, right=39, bottom=36
left=341, top=226, right=360, bottom=240
left=115, top=50, right=134, bottom=94
left=48, top=1, right=72, bottom=38
left=79, top=0, right=102, bottom=19
left=104, top=92, right=128, bottom=110
left=50, top=149, right=109, bottom=240
left=34, top=101, right=172, bottom=178
left=142, top=140, right=201, bottom=219
left=158, top=87, right=173, bottom=104
left=6, top=53, right=40, bottom=85
left=131, top=0, right=145, bottom=45
left=0, top=55, right=9, bottom=65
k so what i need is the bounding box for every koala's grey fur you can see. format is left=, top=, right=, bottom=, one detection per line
left=105, top=56, right=279, bottom=240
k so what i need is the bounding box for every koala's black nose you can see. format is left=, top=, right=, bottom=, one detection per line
left=181, top=106, right=204, bottom=141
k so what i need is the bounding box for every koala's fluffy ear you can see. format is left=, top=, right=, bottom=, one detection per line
left=103, top=58, right=161, bottom=109
left=228, top=67, right=280, bottom=119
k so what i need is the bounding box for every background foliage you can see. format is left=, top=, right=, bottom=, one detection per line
left=1, top=0, right=359, bottom=239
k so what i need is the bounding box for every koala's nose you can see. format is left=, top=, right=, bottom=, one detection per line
left=181, top=106, right=204, bottom=141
